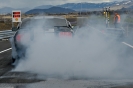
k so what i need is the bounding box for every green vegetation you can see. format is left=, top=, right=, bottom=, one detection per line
left=0, top=20, right=18, bottom=31
left=0, top=14, right=133, bottom=31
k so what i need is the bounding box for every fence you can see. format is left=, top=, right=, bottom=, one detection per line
left=0, top=30, right=15, bottom=39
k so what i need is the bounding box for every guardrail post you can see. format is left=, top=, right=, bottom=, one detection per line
left=0, top=30, right=15, bottom=39
left=126, top=24, right=128, bottom=37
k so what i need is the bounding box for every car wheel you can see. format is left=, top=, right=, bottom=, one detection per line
left=12, top=57, right=16, bottom=64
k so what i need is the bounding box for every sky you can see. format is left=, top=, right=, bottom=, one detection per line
left=0, top=0, right=126, bottom=9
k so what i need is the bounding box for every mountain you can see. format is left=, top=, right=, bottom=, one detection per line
left=33, top=1, right=133, bottom=11
left=33, top=2, right=118, bottom=11
left=33, top=2, right=116, bottom=11
left=34, top=5, right=53, bottom=9
left=109, top=0, right=133, bottom=10
left=0, top=7, right=31, bottom=14
left=57, top=2, right=118, bottom=11
left=106, top=1, right=133, bottom=10
left=58, top=1, right=133, bottom=11
left=25, top=6, right=76, bottom=14
left=1, top=0, right=133, bottom=14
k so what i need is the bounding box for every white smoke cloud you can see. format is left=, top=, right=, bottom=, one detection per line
left=13, top=15, right=133, bottom=80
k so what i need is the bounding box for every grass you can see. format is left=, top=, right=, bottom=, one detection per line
left=0, top=14, right=133, bottom=31
left=0, top=21, right=18, bottom=31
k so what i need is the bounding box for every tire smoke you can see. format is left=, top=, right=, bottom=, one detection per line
left=13, top=16, right=133, bottom=80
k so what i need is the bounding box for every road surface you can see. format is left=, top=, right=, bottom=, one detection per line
left=0, top=36, right=133, bottom=88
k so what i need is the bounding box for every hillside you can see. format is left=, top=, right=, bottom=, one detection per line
left=25, top=6, right=76, bottom=14
left=33, top=1, right=133, bottom=11
left=1, top=0, right=133, bottom=14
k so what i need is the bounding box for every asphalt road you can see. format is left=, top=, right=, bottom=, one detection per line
left=0, top=17, right=133, bottom=87
left=0, top=38, right=133, bottom=88
left=0, top=40, right=12, bottom=76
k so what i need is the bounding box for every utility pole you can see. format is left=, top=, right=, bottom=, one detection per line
left=103, top=7, right=110, bottom=28
left=80, top=3, right=82, bottom=16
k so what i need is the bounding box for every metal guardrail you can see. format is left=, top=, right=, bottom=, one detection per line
left=0, top=30, right=15, bottom=39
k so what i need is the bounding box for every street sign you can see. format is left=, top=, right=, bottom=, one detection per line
left=12, top=10, right=21, bottom=22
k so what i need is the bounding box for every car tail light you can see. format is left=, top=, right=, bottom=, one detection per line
left=16, top=33, right=31, bottom=43
left=59, top=32, right=72, bottom=37
left=16, top=34, right=22, bottom=42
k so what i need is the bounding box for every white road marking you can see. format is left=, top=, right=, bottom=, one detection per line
left=0, top=48, right=12, bottom=54
left=122, top=42, right=133, bottom=48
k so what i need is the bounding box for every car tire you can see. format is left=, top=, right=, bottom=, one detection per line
left=12, top=57, right=16, bottom=63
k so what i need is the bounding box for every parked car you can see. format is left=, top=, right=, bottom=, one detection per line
left=10, top=16, right=74, bottom=65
